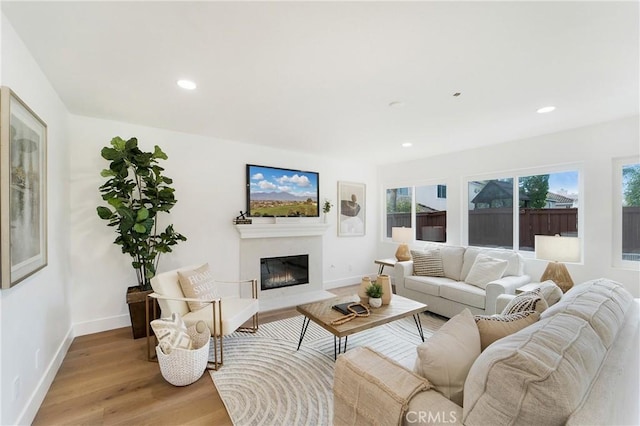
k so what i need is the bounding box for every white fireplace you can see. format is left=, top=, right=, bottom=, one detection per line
left=236, top=222, right=334, bottom=311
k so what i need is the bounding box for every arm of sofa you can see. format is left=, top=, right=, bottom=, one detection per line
left=333, top=346, right=462, bottom=426
left=495, top=293, right=516, bottom=314
left=484, top=275, right=531, bottom=315
left=395, top=260, right=414, bottom=292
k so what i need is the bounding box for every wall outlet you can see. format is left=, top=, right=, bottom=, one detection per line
left=13, top=376, right=20, bottom=401
left=35, top=348, right=40, bottom=369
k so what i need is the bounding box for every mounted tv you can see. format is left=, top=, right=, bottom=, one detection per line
left=246, top=164, right=319, bottom=217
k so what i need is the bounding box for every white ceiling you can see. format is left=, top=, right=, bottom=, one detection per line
left=2, top=1, right=638, bottom=164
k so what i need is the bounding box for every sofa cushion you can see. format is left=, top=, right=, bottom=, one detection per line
left=439, top=281, right=486, bottom=310
left=461, top=247, right=524, bottom=280
left=465, top=254, right=509, bottom=289
left=463, top=313, right=607, bottom=425
left=502, top=288, right=548, bottom=315
left=423, top=243, right=466, bottom=281
left=541, top=278, right=633, bottom=348
left=414, top=308, right=481, bottom=406
left=405, top=276, right=453, bottom=297
left=411, top=249, right=444, bottom=277
left=150, top=265, right=198, bottom=317
left=474, top=311, right=540, bottom=351
left=184, top=296, right=259, bottom=336
left=178, top=263, right=219, bottom=311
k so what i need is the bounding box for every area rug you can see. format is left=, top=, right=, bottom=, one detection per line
left=209, top=312, right=445, bottom=426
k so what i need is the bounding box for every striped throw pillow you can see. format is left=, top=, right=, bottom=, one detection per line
left=502, top=289, right=549, bottom=315
left=412, top=249, right=445, bottom=277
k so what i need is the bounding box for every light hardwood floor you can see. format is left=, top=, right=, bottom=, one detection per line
left=33, top=285, right=359, bottom=425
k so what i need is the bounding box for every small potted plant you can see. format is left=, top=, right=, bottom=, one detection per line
left=365, top=282, right=384, bottom=308
left=322, top=199, right=333, bottom=223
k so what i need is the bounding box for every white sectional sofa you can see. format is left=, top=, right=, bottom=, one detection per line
left=395, top=244, right=531, bottom=317
left=333, top=278, right=640, bottom=425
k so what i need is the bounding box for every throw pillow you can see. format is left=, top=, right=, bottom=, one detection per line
left=413, top=308, right=481, bottom=406
left=151, top=313, right=193, bottom=354
left=465, top=254, right=509, bottom=289
left=411, top=249, right=445, bottom=277
left=474, top=311, right=540, bottom=351
left=502, top=288, right=549, bottom=315
left=536, top=280, right=563, bottom=307
left=178, top=263, right=219, bottom=311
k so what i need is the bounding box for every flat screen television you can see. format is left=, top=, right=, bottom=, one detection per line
left=246, top=164, right=319, bottom=217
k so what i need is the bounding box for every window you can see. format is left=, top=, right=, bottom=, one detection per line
left=466, top=169, right=580, bottom=251
left=386, top=187, right=412, bottom=238
left=385, top=184, right=447, bottom=242
left=416, top=184, right=447, bottom=242
left=622, top=162, right=640, bottom=261
left=518, top=171, right=579, bottom=252
left=468, top=178, right=514, bottom=249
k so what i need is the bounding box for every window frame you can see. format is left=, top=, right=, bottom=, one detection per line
left=462, top=164, right=584, bottom=259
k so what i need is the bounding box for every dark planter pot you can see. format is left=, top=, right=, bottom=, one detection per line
left=126, top=286, right=160, bottom=339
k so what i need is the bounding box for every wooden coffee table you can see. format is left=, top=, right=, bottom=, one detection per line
left=296, top=294, right=428, bottom=359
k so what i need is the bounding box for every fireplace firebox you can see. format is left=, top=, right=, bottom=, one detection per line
left=260, top=254, right=309, bottom=291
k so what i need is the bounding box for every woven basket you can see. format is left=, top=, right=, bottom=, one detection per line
left=156, top=338, right=210, bottom=386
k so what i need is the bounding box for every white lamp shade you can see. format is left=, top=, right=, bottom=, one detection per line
left=535, top=235, right=581, bottom=262
left=392, top=227, right=413, bottom=244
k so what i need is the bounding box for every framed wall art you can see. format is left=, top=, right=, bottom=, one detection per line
left=1, top=87, right=48, bottom=289
left=338, top=181, right=365, bottom=237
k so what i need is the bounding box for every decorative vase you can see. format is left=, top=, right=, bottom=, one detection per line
left=359, top=276, right=371, bottom=302
left=369, top=297, right=382, bottom=308
left=377, top=274, right=393, bottom=305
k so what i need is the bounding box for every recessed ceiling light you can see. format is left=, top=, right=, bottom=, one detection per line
left=389, top=101, right=405, bottom=108
left=537, top=106, right=556, bottom=114
left=402, top=142, right=413, bottom=148
left=177, top=79, right=197, bottom=90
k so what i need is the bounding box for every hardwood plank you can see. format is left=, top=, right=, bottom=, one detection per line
left=33, top=285, right=359, bottom=425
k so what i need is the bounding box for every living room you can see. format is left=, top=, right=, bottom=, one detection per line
left=1, top=1, right=638, bottom=425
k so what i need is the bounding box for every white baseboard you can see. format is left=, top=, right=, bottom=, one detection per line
left=73, top=314, right=131, bottom=337
left=17, top=325, right=74, bottom=425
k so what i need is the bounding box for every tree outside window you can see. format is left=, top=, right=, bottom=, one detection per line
left=622, top=163, right=640, bottom=261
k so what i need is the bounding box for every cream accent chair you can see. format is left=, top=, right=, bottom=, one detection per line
left=146, top=265, right=259, bottom=370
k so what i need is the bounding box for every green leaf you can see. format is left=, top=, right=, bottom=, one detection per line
left=153, top=145, right=168, bottom=160
left=100, top=169, right=116, bottom=177
left=111, top=136, right=126, bottom=151
left=136, top=208, right=149, bottom=221
left=125, top=137, right=138, bottom=151
left=101, top=147, right=120, bottom=161
left=133, top=223, right=146, bottom=233
left=107, top=198, right=124, bottom=209
left=96, top=206, right=113, bottom=220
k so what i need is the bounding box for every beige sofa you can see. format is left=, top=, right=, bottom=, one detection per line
left=333, top=278, right=640, bottom=425
left=395, top=244, right=531, bottom=317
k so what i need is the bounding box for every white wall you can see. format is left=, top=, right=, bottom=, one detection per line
left=0, top=14, right=72, bottom=425
left=378, top=115, right=640, bottom=297
left=69, top=115, right=378, bottom=335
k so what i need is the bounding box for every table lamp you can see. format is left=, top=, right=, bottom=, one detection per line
left=535, top=234, right=581, bottom=293
left=392, top=227, right=413, bottom=261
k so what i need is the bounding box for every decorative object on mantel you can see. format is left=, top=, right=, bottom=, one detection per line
left=377, top=274, right=393, bottom=305
left=233, top=211, right=252, bottom=225
left=338, top=181, right=366, bottom=237
left=366, top=281, right=384, bottom=308
left=96, top=136, right=187, bottom=338
left=322, top=199, right=333, bottom=223
left=0, top=86, right=48, bottom=289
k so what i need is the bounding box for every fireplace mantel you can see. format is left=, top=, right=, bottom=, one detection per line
left=235, top=222, right=330, bottom=239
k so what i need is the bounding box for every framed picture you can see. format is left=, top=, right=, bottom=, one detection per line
left=1, top=87, right=48, bottom=289
left=338, top=181, right=365, bottom=237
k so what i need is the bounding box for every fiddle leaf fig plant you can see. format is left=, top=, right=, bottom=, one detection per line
left=97, top=136, right=186, bottom=291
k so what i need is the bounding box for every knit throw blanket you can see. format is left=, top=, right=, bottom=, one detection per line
left=333, top=347, right=431, bottom=426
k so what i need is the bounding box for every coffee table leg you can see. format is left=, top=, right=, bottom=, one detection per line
left=413, top=313, right=425, bottom=342
left=297, top=316, right=311, bottom=351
